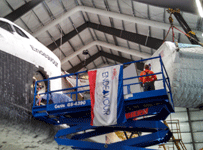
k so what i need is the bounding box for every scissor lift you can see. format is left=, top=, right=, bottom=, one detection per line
left=32, top=56, right=174, bottom=150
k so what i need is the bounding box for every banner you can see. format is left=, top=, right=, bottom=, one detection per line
left=88, top=65, right=126, bottom=126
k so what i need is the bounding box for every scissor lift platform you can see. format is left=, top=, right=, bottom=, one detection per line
left=32, top=56, right=174, bottom=150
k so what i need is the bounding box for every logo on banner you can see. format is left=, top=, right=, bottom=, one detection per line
left=112, top=68, right=117, bottom=80
left=102, top=71, right=110, bottom=115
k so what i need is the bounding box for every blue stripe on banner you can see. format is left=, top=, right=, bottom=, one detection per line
left=117, top=65, right=127, bottom=124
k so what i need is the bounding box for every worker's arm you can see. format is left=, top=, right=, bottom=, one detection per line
left=139, top=72, right=143, bottom=82
left=151, top=71, right=157, bottom=81
left=36, top=95, right=42, bottom=106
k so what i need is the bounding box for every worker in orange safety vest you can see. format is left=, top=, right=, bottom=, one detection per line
left=139, top=64, right=157, bottom=91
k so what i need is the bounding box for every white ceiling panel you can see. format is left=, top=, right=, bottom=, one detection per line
left=151, top=27, right=163, bottom=40
left=69, top=35, right=84, bottom=50
left=112, top=18, right=123, bottom=30
left=93, top=0, right=106, bottom=10
left=101, top=33, right=114, bottom=44
left=152, top=49, right=156, bottom=54
left=61, top=61, right=72, bottom=71
left=116, top=37, right=128, bottom=48
left=121, top=53, right=131, bottom=60
left=133, top=2, right=148, bottom=19
left=45, top=0, right=64, bottom=18
left=95, top=57, right=104, bottom=65
left=101, top=46, right=115, bottom=55
left=37, top=32, right=51, bottom=45
left=86, top=12, right=100, bottom=24
left=86, top=45, right=99, bottom=56
left=119, top=0, right=134, bottom=16
left=124, top=21, right=136, bottom=33
left=53, top=48, right=60, bottom=56
left=33, top=3, right=52, bottom=30
left=136, top=24, right=148, bottom=35
left=20, top=11, right=41, bottom=33
left=80, top=11, right=89, bottom=22
left=60, top=42, right=74, bottom=57
left=78, top=53, right=89, bottom=62
left=14, top=19, right=30, bottom=33
left=180, top=34, right=191, bottom=44
left=111, top=49, right=122, bottom=56
left=86, top=61, right=95, bottom=70
left=78, top=29, right=94, bottom=45
left=182, top=12, right=199, bottom=30
left=69, top=12, right=85, bottom=27
left=105, top=58, right=116, bottom=64
left=61, top=0, right=77, bottom=11
left=132, top=55, right=141, bottom=61
left=80, top=0, right=93, bottom=7
left=97, top=61, right=113, bottom=68
left=98, top=15, right=111, bottom=27
left=7, top=0, right=25, bottom=10
left=47, top=28, right=61, bottom=44
left=58, top=18, right=74, bottom=34
left=93, top=30, right=107, bottom=41
left=107, top=0, right=119, bottom=13
left=89, top=28, right=98, bottom=41
left=0, top=1, right=12, bottom=17
left=149, top=5, right=164, bottom=22
left=128, top=41, right=140, bottom=51
left=69, top=56, right=83, bottom=66
left=140, top=45, right=152, bottom=55
left=53, top=48, right=66, bottom=60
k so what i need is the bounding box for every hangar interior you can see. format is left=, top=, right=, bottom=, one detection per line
left=1, top=0, right=203, bottom=149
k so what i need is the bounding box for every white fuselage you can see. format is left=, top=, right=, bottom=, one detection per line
left=0, top=18, right=61, bottom=91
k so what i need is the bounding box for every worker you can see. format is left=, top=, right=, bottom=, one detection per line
left=36, top=93, right=73, bottom=106
left=36, top=82, right=44, bottom=92
left=149, top=63, right=151, bottom=70
left=139, top=64, right=157, bottom=91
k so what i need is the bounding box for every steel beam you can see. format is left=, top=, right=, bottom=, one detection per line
left=47, top=23, right=87, bottom=50
left=67, top=51, right=101, bottom=73
left=47, top=22, right=163, bottom=51
left=87, top=22, right=162, bottom=49
left=67, top=51, right=144, bottom=73
left=4, top=0, right=44, bottom=21
left=187, top=108, right=196, bottom=150
left=102, top=50, right=144, bottom=71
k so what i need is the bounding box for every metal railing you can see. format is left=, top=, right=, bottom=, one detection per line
left=33, top=55, right=174, bottom=109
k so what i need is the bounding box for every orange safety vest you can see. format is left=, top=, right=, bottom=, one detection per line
left=139, top=69, right=157, bottom=84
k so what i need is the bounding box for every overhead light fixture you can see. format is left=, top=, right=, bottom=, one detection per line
left=196, top=0, right=203, bottom=17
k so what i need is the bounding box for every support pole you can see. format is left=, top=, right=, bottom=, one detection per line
left=187, top=108, right=196, bottom=150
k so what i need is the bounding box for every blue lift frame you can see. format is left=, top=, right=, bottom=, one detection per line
left=32, top=56, right=174, bottom=150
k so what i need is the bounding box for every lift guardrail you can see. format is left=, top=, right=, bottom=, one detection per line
left=32, top=55, right=174, bottom=150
